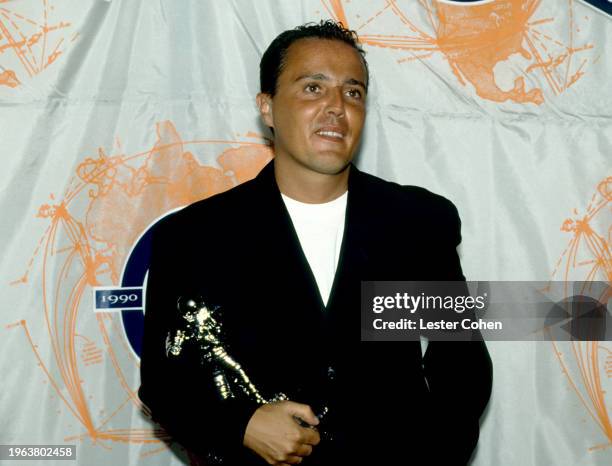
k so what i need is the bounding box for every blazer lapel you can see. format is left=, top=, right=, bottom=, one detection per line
left=326, top=164, right=371, bottom=313
left=252, top=161, right=326, bottom=314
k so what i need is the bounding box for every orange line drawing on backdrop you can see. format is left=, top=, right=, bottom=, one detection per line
left=0, top=68, right=18, bottom=86
left=550, top=176, right=612, bottom=451
left=0, top=1, right=74, bottom=87
left=322, top=0, right=595, bottom=104
left=10, top=121, right=273, bottom=459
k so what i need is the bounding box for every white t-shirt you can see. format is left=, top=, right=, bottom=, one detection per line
left=281, top=191, right=348, bottom=306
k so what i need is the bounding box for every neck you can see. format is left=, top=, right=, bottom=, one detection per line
left=274, top=157, right=350, bottom=204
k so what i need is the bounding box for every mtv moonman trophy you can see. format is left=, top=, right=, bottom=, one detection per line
left=165, top=296, right=331, bottom=462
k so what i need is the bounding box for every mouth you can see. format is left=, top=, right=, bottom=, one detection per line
left=314, top=127, right=346, bottom=142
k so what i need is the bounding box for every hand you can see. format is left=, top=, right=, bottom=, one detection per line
left=243, top=401, right=321, bottom=465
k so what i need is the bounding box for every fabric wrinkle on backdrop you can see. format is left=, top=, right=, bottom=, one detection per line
left=0, top=1, right=610, bottom=465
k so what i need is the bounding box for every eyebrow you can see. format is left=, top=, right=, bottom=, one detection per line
left=295, top=73, right=367, bottom=91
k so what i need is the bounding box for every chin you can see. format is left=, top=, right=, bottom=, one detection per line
left=308, top=155, right=352, bottom=176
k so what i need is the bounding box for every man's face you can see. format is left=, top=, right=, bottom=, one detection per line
left=258, top=38, right=367, bottom=176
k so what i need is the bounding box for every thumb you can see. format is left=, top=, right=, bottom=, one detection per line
left=285, top=401, right=319, bottom=426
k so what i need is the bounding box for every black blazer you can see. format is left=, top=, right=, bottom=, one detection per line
left=139, top=160, right=493, bottom=465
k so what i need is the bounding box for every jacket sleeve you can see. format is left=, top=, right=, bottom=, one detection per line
left=138, top=216, right=260, bottom=462
left=422, top=199, right=493, bottom=465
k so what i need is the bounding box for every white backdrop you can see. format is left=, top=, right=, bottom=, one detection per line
left=1, top=1, right=610, bottom=465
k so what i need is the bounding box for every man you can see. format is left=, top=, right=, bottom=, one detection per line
left=139, top=21, right=492, bottom=465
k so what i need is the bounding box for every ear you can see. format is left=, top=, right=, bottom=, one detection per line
left=256, top=93, right=274, bottom=129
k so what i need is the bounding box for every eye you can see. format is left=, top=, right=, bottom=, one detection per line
left=304, top=83, right=321, bottom=93
left=346, top=88, right=363, bottom=99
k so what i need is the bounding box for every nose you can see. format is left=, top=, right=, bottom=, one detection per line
left=325, top=86, right=345, bottom=118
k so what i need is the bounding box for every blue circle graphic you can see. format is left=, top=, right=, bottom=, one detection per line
left=120, top=227, right=154, bottom=358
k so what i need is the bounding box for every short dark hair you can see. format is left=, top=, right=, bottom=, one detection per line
left=259, top=20, right=369, bottom=97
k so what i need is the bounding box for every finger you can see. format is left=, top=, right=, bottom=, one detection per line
left=286, top=402, right=319, bottom=426
left=301, top=427, right=321, bottom=446
left=295, top=444, right=313, bottom=457
left=284, top=455, right=303, bottom=465
left=292, top=415, right=312, bottom=428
